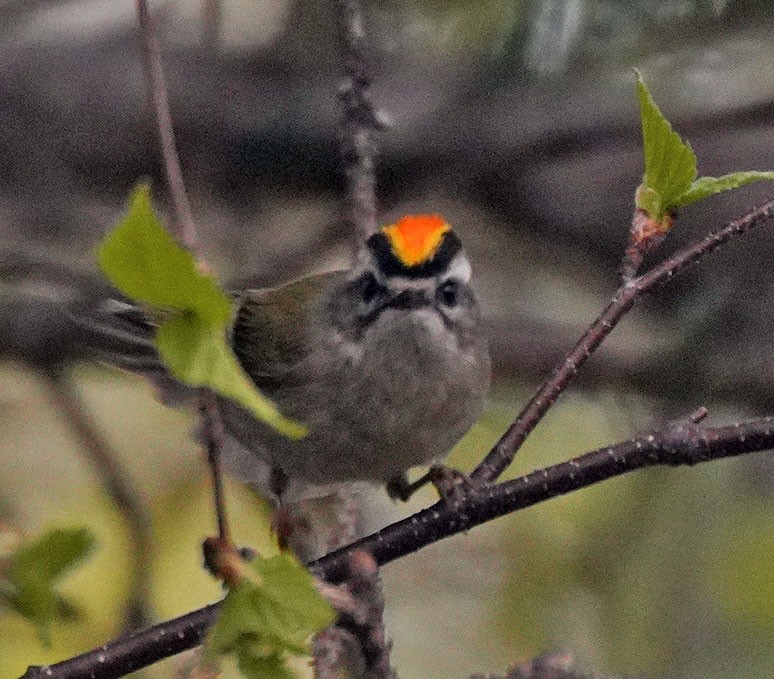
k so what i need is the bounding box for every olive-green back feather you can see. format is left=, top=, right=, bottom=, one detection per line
left=230, top=271, right=342, bottom=393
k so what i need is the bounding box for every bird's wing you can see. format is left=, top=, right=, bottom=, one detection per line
left=230, top=271, right=343, bottom=393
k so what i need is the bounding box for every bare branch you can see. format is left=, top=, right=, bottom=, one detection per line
left=21, top=604, right=219, bottom=679
left=318, top=415, right=774, bottom=582
left=198, top=391, right=231, bottom=544
left=315, top=551, right=397, bottom=679
left=23, top=416, right=772, bottom=677
left=472, top=196, right=774, bottom=483
left=134, top=0, right=231, bottom=547
left=135, top=0, right=198, bottom=250
left=471, top=651, right=592, bottom=679
left=202, top=0, right=223, bottom=54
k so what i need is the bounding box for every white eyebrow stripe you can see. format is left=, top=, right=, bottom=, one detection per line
left=444, top=253, right=472, bottom=282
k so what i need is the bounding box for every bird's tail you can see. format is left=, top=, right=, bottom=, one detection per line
left=0, top=252, right=165, bottom=376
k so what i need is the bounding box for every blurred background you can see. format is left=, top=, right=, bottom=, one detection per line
left=0, top=0, right=772, bottom=677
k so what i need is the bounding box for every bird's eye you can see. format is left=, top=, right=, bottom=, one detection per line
left=436, top=279, right=460, bottom=308
left=359, top=272, right=384, bottom=305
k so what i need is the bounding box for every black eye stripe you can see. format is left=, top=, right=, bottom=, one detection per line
left=355, top=273, right=382, bottom=302
left=436, top=279, right=460, bottom=307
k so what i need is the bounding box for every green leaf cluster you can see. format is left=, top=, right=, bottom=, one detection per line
left=97, top=185, right=306, bottom=438
left=635, top=70, right=774, bottom=223
left=205, top=553, right=335, bottom=679
left=0, top=528, right=95, bottom=643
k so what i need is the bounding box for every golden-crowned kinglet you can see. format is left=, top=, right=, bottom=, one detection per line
left=80, top=215, right=491, bottom=502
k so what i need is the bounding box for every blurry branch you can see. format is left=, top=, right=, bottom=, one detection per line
left=135, top=0, right=197, bottom=250
left=471, top=651, right=593, bottom=679
left=336, top=0, right=387, bottom=245
left=314, top=551, right=397, bottom=679
left=23, top=414, right=773, bottom=677
left=202, top=0, right=223, bottom=54
left=40, top=367, right=152, bottom=631
left=471, top=195, right=774, bottom=484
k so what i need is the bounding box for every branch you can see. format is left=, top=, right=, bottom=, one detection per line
left=471, top=196, right=774, bottom=483
left=336, top=0, right=386, bottom=244
left=21, top=604, right=219, bottom=679
left=22, top=416, right=773, bottom=678
left=40, top=368, right=152, bottom=631
left=135, top=0, right=198, bottom=250
left=315, top=551, right=397, bottom=679
left=316, top=415, right=774, bottom=582
left=134, top=0, right=231, bottom=546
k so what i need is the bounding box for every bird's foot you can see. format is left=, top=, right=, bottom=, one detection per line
left=387, top=465, right=479, bottom=503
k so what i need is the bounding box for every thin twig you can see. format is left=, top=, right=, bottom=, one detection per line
left=336, top=0, right=386, bottom=244
left=135, top=0, right=198, bottom=250
left=41, top=367, right=152, bottom=631
left=22, top=416, right=773, bottom=678
left=471, top=196, right=774, bottom=483
left=198, top=391, right=231, bottom=543
left=134, top=0, right=232, bottom=547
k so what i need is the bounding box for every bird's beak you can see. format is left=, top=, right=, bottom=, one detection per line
left=384, top=288, right=430, bottom=311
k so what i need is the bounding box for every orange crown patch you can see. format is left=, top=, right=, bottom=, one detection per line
left=381, top=215, right=450, bottom=267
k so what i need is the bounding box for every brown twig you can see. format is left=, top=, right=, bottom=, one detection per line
left=198, top=391, right=231, bottom=544
left=472, top=195, right=774, bottom=483
left=135, top=0, right=198, bottom=251
left=336, top=0, right=387, bottom=245
left=202, top=0, right=223, bottom=54
left=41, top=367, right=152, bottom=631
left=134, top=0, right=230, bottom=546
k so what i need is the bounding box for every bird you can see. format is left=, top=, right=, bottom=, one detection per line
left=75, top=214, right=491, bottom=504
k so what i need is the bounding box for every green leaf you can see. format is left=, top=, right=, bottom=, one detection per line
left=8, top=528, right=94, bottom=583
left=2, top=528, right=95, bottom=643
left=237, top=650, right=298, bottom=679
left=155, top=314, right=306, bottom=439
left=673, top=171, right=774, bottom=209
left=97, top=183, right=306, bottom=439
left=97, top=184, right=231, bottom=326
left=635, top=70, right=697, bottom=218
left=206, top=553, right=335, bottom=675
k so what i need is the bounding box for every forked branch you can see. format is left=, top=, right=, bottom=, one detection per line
left=23, top=415, right=773, bottom=678
left=472, top=195, right=774, bottom=483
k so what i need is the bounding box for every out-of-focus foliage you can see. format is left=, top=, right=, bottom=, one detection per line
left=0, top=528, right=94, bottom=644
